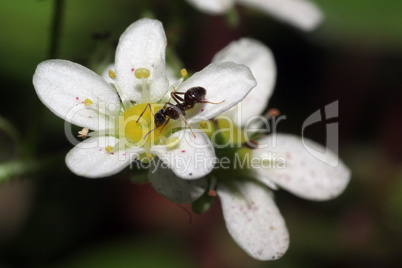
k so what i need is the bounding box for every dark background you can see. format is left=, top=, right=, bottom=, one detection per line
left=0, top=0, right=401, bottom=267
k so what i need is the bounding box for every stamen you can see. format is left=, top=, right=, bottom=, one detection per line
left=244, top=139, right=259, bottom=149
left=105, top=145, right=113, bottom=153
left=77, top=128, right=89, bottom=139
left=134, top=68, right=150, bottom=79
left=180, top=68, right=188, bottom=78
left=84, top=98, right=93, bottom=106
left=199, top=121, right=207, bottom=128
left=134, top=68, right=151, bottom=102
left=109, top=70, right=116, bottom=79
left=166, top=137, right=180, bottom=148
left=141, top=78, right=149, bottom=102
left=168, top=68, right=188, bottom=93
left=208, top=189, right=217, bottom=197
left=208, top=176, right=217, bottom=197
left=267, top=108, right=280, bottom=117
left=87, top=128, right=116, bottom=137
left=113, top=83, right=132, bottom=110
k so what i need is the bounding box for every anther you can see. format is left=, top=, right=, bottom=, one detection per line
left=199, top=121, right=207, bottom=128
left=180, top=68, right=188, bottom=78
left=208, top=189, right=217, bottom=197
left=244, top=139, right=259, bottom=149
left=109, top=70, right=116, bottom=79
left=84, top=98, right=93, bottom=106
left=166, top=137, right=180, bottom=149
left=77, top=128, right=89, bottom=139
left=105, top=145, right=113, bottom=153
left=267, top=108, right=280, bottom=117
left=134, top=68, right=150, bottom=79
left=208, top=176, right=217, bottom=197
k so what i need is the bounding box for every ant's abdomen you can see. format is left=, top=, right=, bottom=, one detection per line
left=185, top=86, right=207, bottom=103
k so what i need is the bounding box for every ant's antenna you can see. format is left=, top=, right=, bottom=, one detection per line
left=136, top=103, right=154, bottom=123
left=200, top=100, right=225, bottom=105
left=168, top=104, right=196, bottom=139
left=143, top=126, right=158, bottom=140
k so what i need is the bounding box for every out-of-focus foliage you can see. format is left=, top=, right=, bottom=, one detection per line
left=0, top=0, right=401, bottom=267
left=57, top=238, right=194, bottom=268
left=315, top=0, right=402, bottom=50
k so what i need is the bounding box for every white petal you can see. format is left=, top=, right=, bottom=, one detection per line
left=237, top=0, right=323, bottom=31
left=148, top=159, right=208, bottom=204
left=187, top=0, right=234, bottom=14
left=150, top=130, right=216, bottom=179
left=115, top=18, right=169, bottom=103
left=177, top=62, right=256, bottom=124
left=66, top=136, right=144, bottom=178
left=33, top=60, right=120, bottom=130
left=213, top=38, right=276, bottom=126
left=252, top=134, right=351, bottom=200
left=217, top=180, right=289, bottom=260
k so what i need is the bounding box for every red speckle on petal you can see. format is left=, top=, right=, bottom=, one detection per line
left=131, top=68, right=135, bottom=72
left=201, top=109, right=204, bottom=112
left=76, top=97, right=79, bottom=100
left=181, top=150, right=186, bottom=153
left=99, top=149, right=102, bottom=151
left=88, top=116, right=92, bottom=118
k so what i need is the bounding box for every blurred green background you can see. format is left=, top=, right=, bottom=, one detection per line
left=0, top=0, right=401, bottom=267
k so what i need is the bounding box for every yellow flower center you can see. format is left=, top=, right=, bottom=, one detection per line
left=120, top=102, right=164, bottom=145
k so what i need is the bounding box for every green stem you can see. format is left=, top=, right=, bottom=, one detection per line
left=49, top=0, right=65, bottom=59
left=0, top=115, right=21, bottom=150
left=24, top=0, right=66, bottom=159
left=0, top=155, right=64, bottom=184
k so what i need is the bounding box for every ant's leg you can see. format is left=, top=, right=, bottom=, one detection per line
left=162, top=101, right=177, bottom=110
left=179, top=115, right=196, bottom=138
left=171, top=91, right=185, bottom=103
left=136, top=103, right=155, bottom=123
left=199, top=99, right=225, bottom=105
left=158, top=118, right=170, bottom=135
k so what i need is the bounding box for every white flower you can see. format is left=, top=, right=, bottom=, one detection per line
left=32, top=18, right=256, bottom=181
left=187, top=0, right=323, bottom=31
left=150, top=38, right=350, bottom=260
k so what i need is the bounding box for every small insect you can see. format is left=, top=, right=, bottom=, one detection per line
left=137, top=86, right=225, bottom=139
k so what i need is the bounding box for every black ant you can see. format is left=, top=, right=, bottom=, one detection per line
left=136, top=86, right=225, bottom=139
